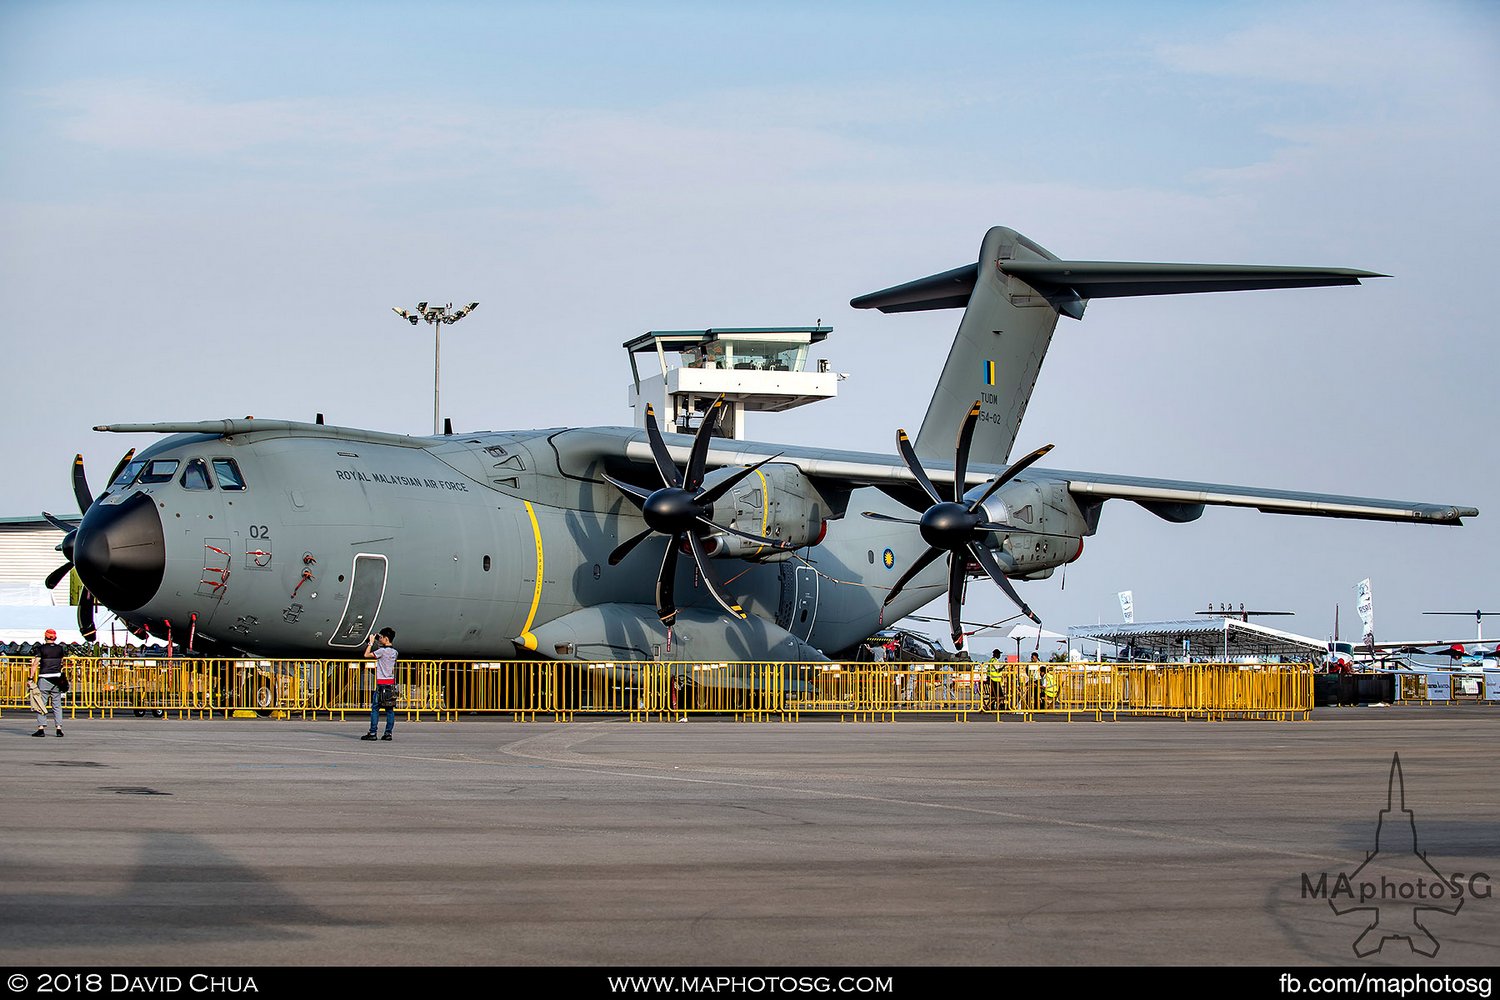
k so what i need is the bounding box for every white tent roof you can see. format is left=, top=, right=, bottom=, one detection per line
left=1067, top=617, right=1326, bottom=659
left=0, top=605, right=79, bottom=644
left=1005, top=622, right=1068, bottom=643
left=967, top=621, right=1069, bottom=657
left=0, top=604, right=147, bottom=646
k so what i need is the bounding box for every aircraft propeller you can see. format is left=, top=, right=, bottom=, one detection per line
left=861, top=400, right=1053, bottom=650
left=603, top=398, right=791, bottom=627
left=41, top=449, right=135, bottom=642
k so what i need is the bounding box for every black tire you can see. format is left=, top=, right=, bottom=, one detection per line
left=133, top=709, right=146, bottom=718
left=254, top=683, right=274, bottom=718
left=151, top=709, right=165, bottom=719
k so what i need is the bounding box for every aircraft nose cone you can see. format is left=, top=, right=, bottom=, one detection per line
left=73, top=491, right=165, bottom=612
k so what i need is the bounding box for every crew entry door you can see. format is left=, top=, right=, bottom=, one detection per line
left=792, top=565, right=819, bottom=642
left=329, top=553, right=389, bottom=647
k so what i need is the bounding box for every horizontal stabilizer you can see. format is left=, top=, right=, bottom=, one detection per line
left=851, top=260, right=1386, bottom=318
left=1003, top=260, right=1386, bottom=312
left=849, top=264, right=979, bottom=313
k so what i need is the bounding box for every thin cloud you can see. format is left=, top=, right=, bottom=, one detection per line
left=1154, top=1, right=1495, bottom=95
left=37, top=81, right=471, bottom=156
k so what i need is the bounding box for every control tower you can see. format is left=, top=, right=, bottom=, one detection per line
left=624, top=326, right=840, bottom=439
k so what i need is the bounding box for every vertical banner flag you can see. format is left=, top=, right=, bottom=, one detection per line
left=1118, top=591, right=1134, bottom=624
left=1356, top=578, right=1374, bottom=647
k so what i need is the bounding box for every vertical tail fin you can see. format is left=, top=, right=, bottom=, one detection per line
left=851, top=225, right=1382, bottom=465
left=851, top=226, right=1064, bottom=463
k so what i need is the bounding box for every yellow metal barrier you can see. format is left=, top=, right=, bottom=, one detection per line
left=1, top=657, right=1313, bottom=722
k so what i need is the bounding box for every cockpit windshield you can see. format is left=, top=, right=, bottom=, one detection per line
left=213, top=458, right=246, bottom=491
left=181, top=459, right=213, bottom=491
left=137, top=459, right=180, bottom=485
left=111, top=459, right=147, bottom=489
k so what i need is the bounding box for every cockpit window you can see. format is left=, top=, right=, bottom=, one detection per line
left=137, top=459, right=180, bottom=484
left=111, top=459, right=146, bottom=489
left=181, top=459, right=213, bottom=491
left=213, top=458, right=246, bottom=491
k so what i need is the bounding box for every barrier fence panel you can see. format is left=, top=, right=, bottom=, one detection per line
left=2, top=657, right=1314, bottom=721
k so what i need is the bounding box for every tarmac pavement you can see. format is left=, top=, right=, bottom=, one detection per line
left=2, top=708, right=1496, bottom=968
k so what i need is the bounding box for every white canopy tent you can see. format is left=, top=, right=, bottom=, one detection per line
left=962, top=622, right=1068, bottom=659
left=1005, top=623, right=1068, bottom=657
left=0, top=604, right=148, bottom=647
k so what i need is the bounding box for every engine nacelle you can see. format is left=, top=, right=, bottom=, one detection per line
left=966, top=478, right=1087, bottom=575
left=699, top=463, right=828, bottom=560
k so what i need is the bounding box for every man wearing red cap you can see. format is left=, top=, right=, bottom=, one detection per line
left=30, top=628, right=68, bottom=737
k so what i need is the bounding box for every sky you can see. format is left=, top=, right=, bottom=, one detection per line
left=2, top=0, right=1496, bottom=651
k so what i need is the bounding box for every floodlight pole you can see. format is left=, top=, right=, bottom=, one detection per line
left=392, top=301, right=479, bottom=435
left=432, top=318, right=442, bottom=435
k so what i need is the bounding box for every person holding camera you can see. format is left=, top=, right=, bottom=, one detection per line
left=30, top=628, right=69, bottom=737
left=360, top=626, right=398, bottom=742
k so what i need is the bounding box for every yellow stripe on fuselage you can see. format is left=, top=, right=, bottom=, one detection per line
left=518, top=500, right=544, bottom=650
left=754, top=467, right=769, bottom=556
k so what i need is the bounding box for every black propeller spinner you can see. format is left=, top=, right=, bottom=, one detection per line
left=41, top=449, right=135, bottom=642
left=861, top=400, right=1054, bottom=650
left=604, top=398, right=791, bottom=627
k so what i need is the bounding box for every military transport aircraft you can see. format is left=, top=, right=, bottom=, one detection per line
left=43, top=225, right=1480, bottom=664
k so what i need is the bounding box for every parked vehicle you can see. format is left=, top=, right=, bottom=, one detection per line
left=858, top=628, right=964, bottom=664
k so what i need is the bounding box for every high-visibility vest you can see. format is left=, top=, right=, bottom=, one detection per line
left=1042, top=671, right=1060, bottom=699
left=986, top=660, right=1004, bottom=683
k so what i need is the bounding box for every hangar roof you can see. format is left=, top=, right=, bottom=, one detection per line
left=1068, top=617, right=1327, bottom=661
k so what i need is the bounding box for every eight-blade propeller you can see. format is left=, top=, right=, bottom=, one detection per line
left=41, top=449, right=135, bottom=642
left=604, top=399, right=791, bottom=627
left=861, top=400, right=1053, bottom=649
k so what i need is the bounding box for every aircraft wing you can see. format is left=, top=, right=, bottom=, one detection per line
left=1341, top=639, right=1470, bottom=653
left=1054, top=470, right=1477, bottom=525
left=619, top=438, right=1477, bottom=526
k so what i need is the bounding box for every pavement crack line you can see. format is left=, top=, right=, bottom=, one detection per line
left=100, top=727, right=1350, bottom=866
left=494, top=726, right=1350, bottom=865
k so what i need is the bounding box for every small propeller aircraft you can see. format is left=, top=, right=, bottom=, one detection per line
left=1422, top=643, right=1499, bottom=667
left=1410, top=610, right=1499, bottom=668
left=42, top=225, right=1479, bottom=666
left=1422, top=610, right=1498, bottom=654
left=1337, top=610, right=1500, bottom=670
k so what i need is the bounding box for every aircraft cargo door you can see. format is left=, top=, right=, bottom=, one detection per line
left=328, top=554, right=388, bottom=648
left=792, top=564, right=818, bottom=642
